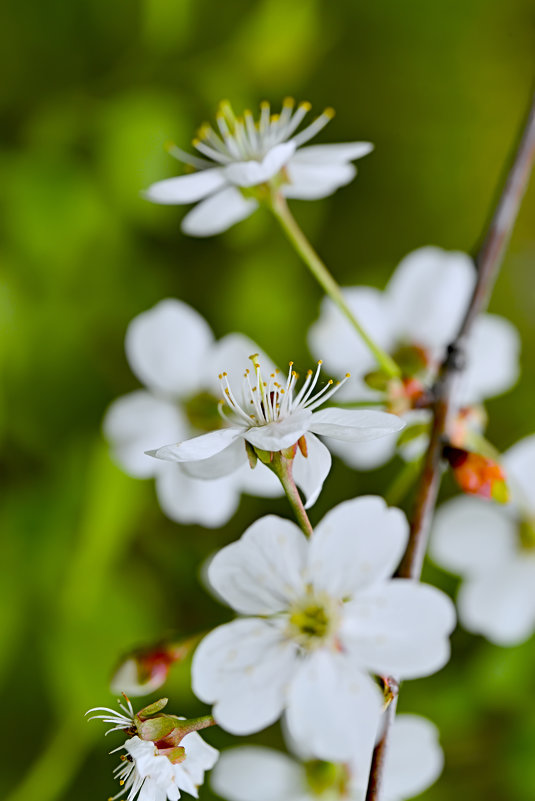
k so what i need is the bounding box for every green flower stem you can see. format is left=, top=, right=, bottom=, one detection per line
left=269, top=193, right=401, bottom=380
left=384, top=458, right=423, bottom=507
left=269, top=451, right=314, bottom=537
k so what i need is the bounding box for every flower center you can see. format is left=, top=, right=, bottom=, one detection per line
left=188, top=99, right=335, bottom=165
left=183, top=391, right=222, bottom=432
left=287, top=591, right=341, bottom=649
left=304, top=760, right=352, bottom=798
left=218, top=355, right=350, bottom=429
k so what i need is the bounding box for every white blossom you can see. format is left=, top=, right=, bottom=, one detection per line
left=308, top=247, right=520, bottom=470
left=211, top=714, right=444, bottom=801
left=87, top=700, right=218, bottom=801
left=143, top=99, right=373, bottom=236
left=191, top=497, right=455, bottom=760
left=103, top=299, right=282, bottom=528
left=431, top=434, right=535, bottom=645
left=149, top=355, right=404, bottom=508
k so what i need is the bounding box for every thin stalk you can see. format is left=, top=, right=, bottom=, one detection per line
left=269, top=193, right=401, bottom=379
left=365, top=90, right=535, bottom=800
left=270, top=451, right=314, bottom=537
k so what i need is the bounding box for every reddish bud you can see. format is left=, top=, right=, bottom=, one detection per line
left=443, top=446, right=509, bottom=503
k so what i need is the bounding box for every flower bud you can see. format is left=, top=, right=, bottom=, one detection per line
left=443, top=445, right=509, bottom=503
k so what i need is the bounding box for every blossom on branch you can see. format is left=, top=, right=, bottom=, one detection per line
left=103, top=300, right=282, bottom=528
left=191, top=497, right=455, bottom=760
left=149, top=355, right=404, bottom=508
left=211, top=714, right=444, bottom=801
left=431, top=434, right=535, bottom=645
left=143, top=99, right=373, bottom=236
left=87, top=697, right=218, bottom=801
left=308, top=247, right=520, bottom=469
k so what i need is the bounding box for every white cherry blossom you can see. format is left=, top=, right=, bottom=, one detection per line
left=87, top=699, right=218, bottom=801
left=431, top=434, right=535, bottom=645
left=143, top=99, right=373, bottom=236
left=308, top=247, right=520, bottom=470
left=211, top=714, right=444, bottom=801
left=191, top=497, right=455, bottom=760
left=149, top=356, right=404, bottom=508
left=103, top=300, right=282, bottom=528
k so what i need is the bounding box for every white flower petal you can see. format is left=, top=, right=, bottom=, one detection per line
left=224, top=142, right=296, bottom=187
left=291, top=142, right=374, bottom=164
left=181, top=730, right=219, bottom=783
left=125, top=299, right=214, bottom=397
left=386, top=247, right=475, bottom=349
left=286, top=650, right=382, bottom=762
left=181, top=187, right=258, bottom=237
left=180, top=438, right=247, bottom=479
left=309, top=408, right=404, bottom=442
left=309, top=497, right=409, bottom=597
left=460, top=313, right=520, bottom=404
left=382, top=715, right=444, bottom=801
left=343, top=580, right=456, bottom=679
left=152, top=427, right=242, bottom=463
left=192, top=619, right=298, bottom=734
left=211, top=747, right=304, bottom=801
left=103, top=391, right=187, bottom=478
left=308, top=288, right=394, bottom=381
left=208, top=515, right=308, bottom=614
left=292, top=433, right=332, bottom=509
left=155, top=466, right=241, bottom=528
left=143, top=168, right=227, bottom=204
left=244, top=409, right=312, bottom=451
left=236, top=460, right=284, bottom=498
left=431, top=496, right=517, bottom=577
left=328, top=434, right=398, bottom=471
left=503, top=434, right=535, bottom=516
left=458, top=560, right=535, bottom=645
left=283, top=162, right=356, bottom=199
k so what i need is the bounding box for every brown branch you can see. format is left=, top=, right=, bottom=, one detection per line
left=365, top=90, right=535, bottom=800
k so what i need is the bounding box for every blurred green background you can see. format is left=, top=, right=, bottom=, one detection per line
left=1, top=0, right=535, bottom=799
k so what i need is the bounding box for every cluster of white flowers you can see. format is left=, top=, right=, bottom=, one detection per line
left=92, top=95, right=530, bottom=801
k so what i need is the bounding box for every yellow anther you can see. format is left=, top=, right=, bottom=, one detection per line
left=120, top=780, right=125, bottom=786
left=300, top=101, right=312, bottom=111
left=260, top=101, right=270, bottom=109
left=271, top=113, right=280, bottom=122
left=324, top=107, right=336, bottom=119
left=198, top=123, right=211, bottom=138
left=222, top=372, right=227, bottom=376
left=293, top=370, right=298, bottom=377
left=192, top=138, right=200, bottom=146
left=283, top=96, right=295, bottom=108
left=346, top=372, right=351, bottom=378
left=218, top=373, right=222, bottom=379
left=317, top=360, right=323, bottom=365
left=280, top=389, right=285, bottom=394
left=270, top=373, right=275, bottom=378
left=289, top=361, right=294, bottom=366
left=327, top=379, right=334, bottom=385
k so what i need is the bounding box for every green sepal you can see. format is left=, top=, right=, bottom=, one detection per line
left=244, top=440, right=258, bottom=469
left=166, top=746, right=186, bottom=765
left=254, top=447, right=274, bottom=465
left=137, top=715, right=177, bottom=742
left=363, top=369, right=391, bottom=392
left=137, top=697, right=169, bottom=719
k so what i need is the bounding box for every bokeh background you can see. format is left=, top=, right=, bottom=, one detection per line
left=1, top=1, right=535, bottom=799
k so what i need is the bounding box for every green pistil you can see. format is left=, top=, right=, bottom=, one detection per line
left=289, top=603, right=330, bottom=640
left=304, top=760, right=351, bottom=798
left=183, top=391, right=221, bottom=432
left=519, top=518, right=535, bottom=551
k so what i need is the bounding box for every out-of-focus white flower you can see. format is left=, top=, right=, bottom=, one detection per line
left=211, top=714, right=444, bottom=801
left=87, top=698, right=218, bottom=801
left=308, top=247, right=520, bottom=470
left=149, top=355, right=404, bottom=508
left=431, top=434, right=535, bottom=645
left=103, top=299, right=282, bottom=528
left=191, top=497, right=455, bottom=760
left=143, top=99, right=373, bottom=236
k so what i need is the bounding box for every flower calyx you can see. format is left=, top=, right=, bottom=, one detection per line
left=135, top=699, right=216, bottom=746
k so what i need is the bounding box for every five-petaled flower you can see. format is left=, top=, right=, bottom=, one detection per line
left=431, top=434, right=535, bottom=645
left=309, top=247, right=520, bottom=470
left=87, top=697, right=218, bottom=801
left=148, top=355, right=404, bottom=508
left=191, top=497, right=455, bottom=760
left=143, top=99, right=373, bottom=236
left=103, top=299, right=283, bottom=528
left=211, top=714, right=444, bottom=801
